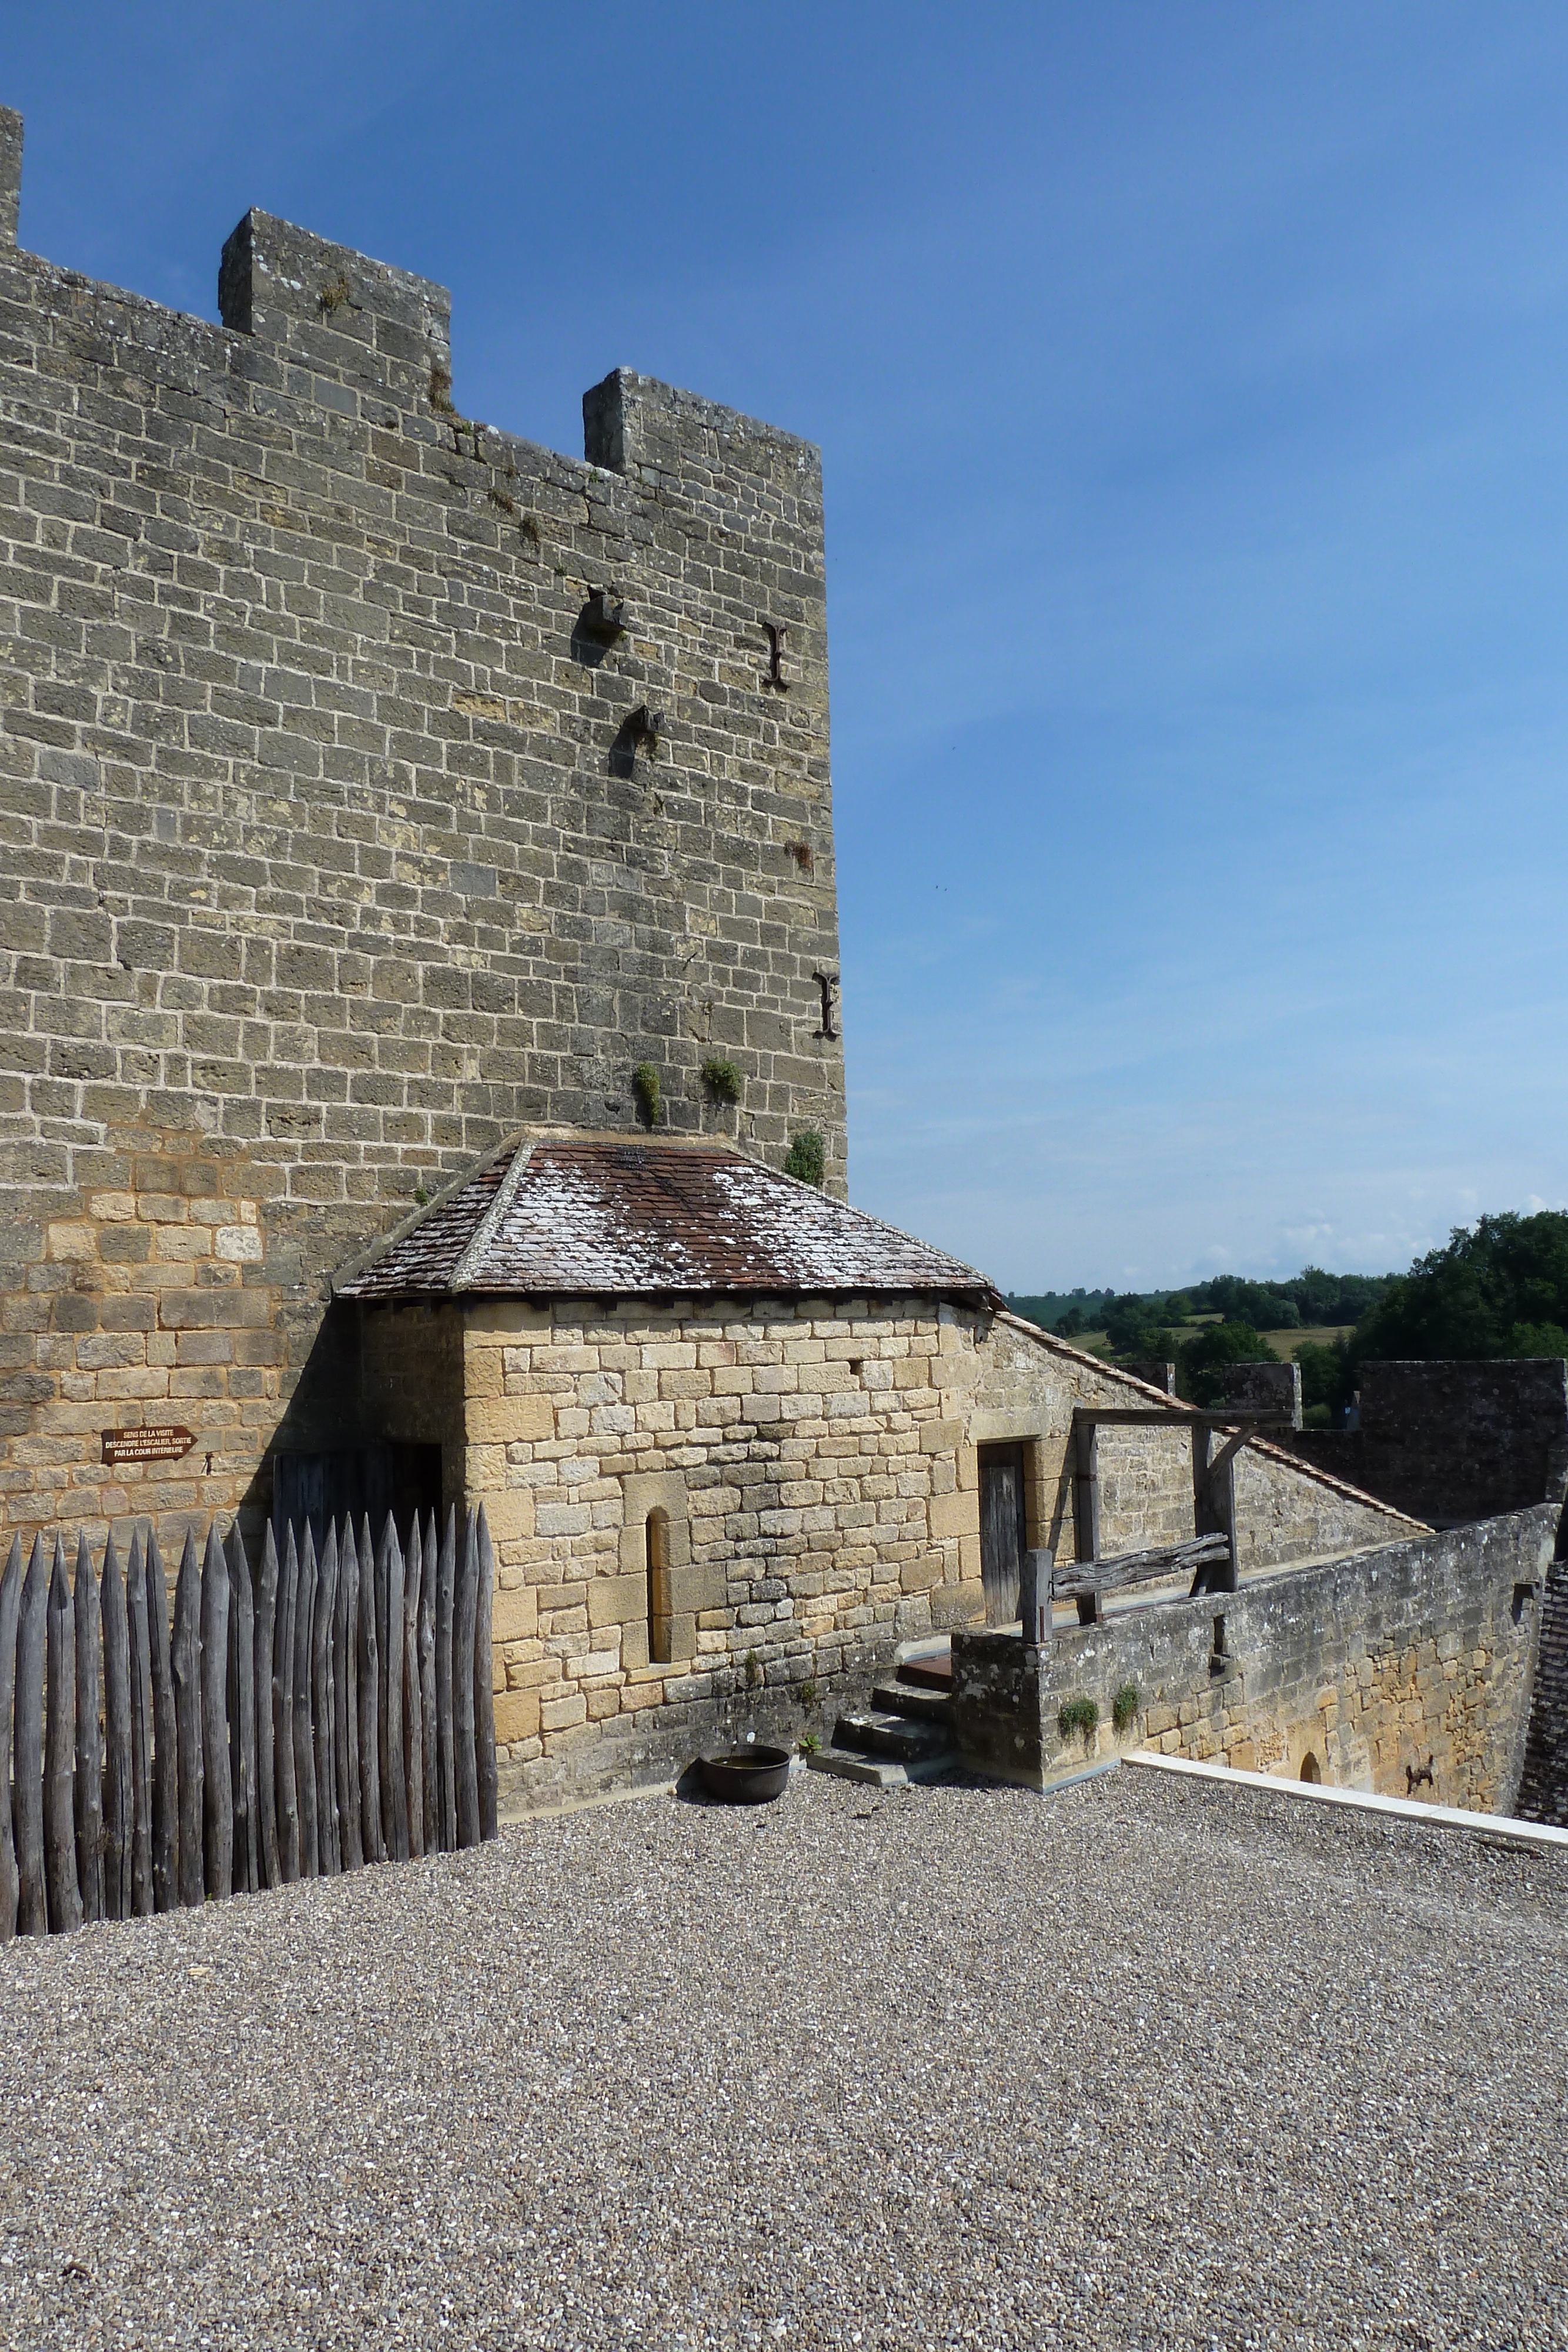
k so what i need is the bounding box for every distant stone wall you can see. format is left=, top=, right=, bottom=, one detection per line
left=1285, top=1360, right=1568, bottom=1525
left=0, top=115, right=845, bottom=1534
left=1219, top=1359, right=1302, bottom=1427
left=952, top=1505, right=1554, bottom=1811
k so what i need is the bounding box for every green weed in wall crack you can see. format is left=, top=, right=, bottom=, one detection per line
left=1112, top=1682, right=1141, bottom=1735
left=632, top=1064, right=662, bottom=1125
left=701, top=1057, right=742, bottom=1104
left=784, top=1131, right=825, bottom=1187
left=1058, top=1695, right=1099, bottom=1747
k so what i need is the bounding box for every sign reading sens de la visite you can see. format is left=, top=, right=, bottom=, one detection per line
left=100, top=1426, right=195, bottom=1467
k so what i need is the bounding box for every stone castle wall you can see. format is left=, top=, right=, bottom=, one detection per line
left=0, top=109, right=845, bottom=1537
left=952, top=1506, right=1554, bottom=1809
left=1284, top=1358, right=1568, bottom=1527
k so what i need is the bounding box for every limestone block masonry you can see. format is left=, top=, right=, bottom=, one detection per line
left=0, top=107, right=845, bottom=1539
left=951, top=1505, right=1554, bottom=1811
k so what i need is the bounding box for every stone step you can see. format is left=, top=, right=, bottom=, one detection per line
left=805, top=1748, right=910, bottom=1788
left=897, top=1653, right=953, bottom=1693
left=834, top=1709, right=953, bottom=1765
left=871, top=1681, right=952, bottom=1725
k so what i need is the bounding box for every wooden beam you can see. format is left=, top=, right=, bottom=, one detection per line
left=1052, top=1534, right=1230, bottom=1602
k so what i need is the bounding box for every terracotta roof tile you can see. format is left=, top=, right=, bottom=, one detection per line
left=339, top=1140, right=999, bottom=1307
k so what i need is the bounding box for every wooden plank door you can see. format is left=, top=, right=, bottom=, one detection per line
left=978, top=1442, right=1028, bottom=1626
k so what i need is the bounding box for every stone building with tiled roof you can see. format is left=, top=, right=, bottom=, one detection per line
left=327, top=1132, right=1415, bottom=1802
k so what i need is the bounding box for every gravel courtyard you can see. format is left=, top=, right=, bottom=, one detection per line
left=0, top=1765, right=1563, bottom=2351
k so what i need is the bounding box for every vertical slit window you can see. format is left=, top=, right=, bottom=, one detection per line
left=646, top=1509, right=671, bottom=1665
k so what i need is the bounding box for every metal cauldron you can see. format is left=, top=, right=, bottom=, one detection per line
left=698, top=1743, right=793, bottom=1803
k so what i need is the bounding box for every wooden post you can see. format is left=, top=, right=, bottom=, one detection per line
left=45, top=1537, right=83, bottom=1933
left=145, top=1533, right=178, bottom=1915
left=72, top=1535, right=104, bottom=1926
left=0, top=1535, right=23, bottom=1941
left=273, top=1525, right=299, bottom=1885
left=1191, top=1429, right=1241, bottom=1595
left=335, top=1515, right=362, bottom=1873
left=199, top=1525, right=232, bottom=1901
left=101, top=1532, right=132, bottom=1923
left=434, top=1503, right=457, bottom=1852
left=378, top=1515, right=407, bottom=1863
left=312, top=1522, right=339, bottom=1878
left=1072, top=1421, right=1103, bottom=1623
left=476, top=1505, right=497, bottom=1843
left=356, top=1515, right=383, bottom=1866
left=14, top=1536, right=48, bottom=1935
left=453, top=1509, right=480, bottom=1849
left=226, top=1523, right=258, bottom=1896
left=172, top=1529, right=205, bottom=1910
left=125, top=1534, right=153, bottom=1919
left=293, top=1524, right=319, bottom=1879
left=1074, top=1421, right=1101, bottom=1563
left=419, top=1509, right=437, bottom=1855
left=402, top=1516, right=424, bottom=1861
left=252, top=1524, right=280, bottom=1893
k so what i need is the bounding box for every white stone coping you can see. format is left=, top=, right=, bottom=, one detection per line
left=1125, top=1749, right=1568, bottom=1852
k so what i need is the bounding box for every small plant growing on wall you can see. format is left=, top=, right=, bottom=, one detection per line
left=784, top=1131, right=825, bottom=1187
left=744, top=1649, right=763, bottom=1689
left=632, top=1064, right=661, bottom=1126
left=1058, top=1694, right=1099, bottom=1748
left=701, top=1056, right=742, bottom=1104
left=798, top=1678, right=818, bottom=1710
left=1112, top=1682, right=1141, bottom=1735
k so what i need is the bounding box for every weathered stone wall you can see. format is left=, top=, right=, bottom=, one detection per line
left=952, top=1506, right=1554, bottom=1812
left=0, top=122, right=844, bottom=1537
left=1285, top=1359, right=1568, bottom=1527
left=453, top=1294, right=971, bottom=1802
left=342, top=1294, right=1420, bottom=1805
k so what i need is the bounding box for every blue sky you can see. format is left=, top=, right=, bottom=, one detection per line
left=6, top=4, right=1568, bottom=1291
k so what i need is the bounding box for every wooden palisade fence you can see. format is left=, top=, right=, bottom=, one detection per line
left=0, top=1504, right=497, bottom=1940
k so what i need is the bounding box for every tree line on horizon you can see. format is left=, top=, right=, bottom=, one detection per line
left=1005, top=1210, right=1568, bottom=1421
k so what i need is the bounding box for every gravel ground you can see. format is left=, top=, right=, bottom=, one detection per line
left=0, top=1765, right=1563, bottom=2351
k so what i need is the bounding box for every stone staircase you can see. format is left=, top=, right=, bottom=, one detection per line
left=805, top=1642, right=957, bottom=1787
left=1516, top=1557, right=1568, bottom=1826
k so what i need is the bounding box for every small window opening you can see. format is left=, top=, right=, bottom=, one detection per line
left=1300, top=1752, right=1321, bottom=1784
left=1212, top=1613, right=1228, bottom=1656
left=646, top=1508, right=672, bottom=1666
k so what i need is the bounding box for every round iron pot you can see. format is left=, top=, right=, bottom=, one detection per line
left=698, top=1744, right=793, bottom=1804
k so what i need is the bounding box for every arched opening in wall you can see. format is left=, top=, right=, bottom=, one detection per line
left=646, top=1509, right=673, bottom=1666
left=1300, top=1752, right=1321, bottom=1784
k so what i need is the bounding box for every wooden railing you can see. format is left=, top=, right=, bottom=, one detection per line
left=0, top=1504, right=497, bottom=1940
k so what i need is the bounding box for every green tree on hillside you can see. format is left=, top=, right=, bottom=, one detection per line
left=1351, top=1211, right=1568, bottom=1362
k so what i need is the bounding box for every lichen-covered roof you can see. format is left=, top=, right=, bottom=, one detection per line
left=338, top=1139, right=1001, bottom=1308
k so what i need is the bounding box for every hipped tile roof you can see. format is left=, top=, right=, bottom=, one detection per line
left=338, top=1138, right=1001, bottom=1308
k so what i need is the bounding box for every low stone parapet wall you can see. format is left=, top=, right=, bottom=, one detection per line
left=952, top=1505, right=1554, bottom=1813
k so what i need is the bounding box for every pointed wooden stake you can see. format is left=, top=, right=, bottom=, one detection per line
left=45, top=1537, right=83, bottom=1933
left=102, top=1534, right=133, bottom=1922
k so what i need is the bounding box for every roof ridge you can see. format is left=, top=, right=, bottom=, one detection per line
left=451, top=1141, right=533, bottom=1291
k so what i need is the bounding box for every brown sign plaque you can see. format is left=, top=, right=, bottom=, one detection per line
left=101, top=1425, right=195, bottom=1468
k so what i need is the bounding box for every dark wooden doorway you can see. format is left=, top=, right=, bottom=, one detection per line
left=272, top=1442, right=442, bottom=1556
left=978, top=1442, right=1029, bottom=1627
